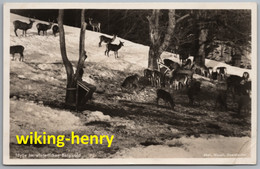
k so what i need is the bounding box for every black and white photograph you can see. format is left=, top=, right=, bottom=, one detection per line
left=3, top=3, right=257, bottom=165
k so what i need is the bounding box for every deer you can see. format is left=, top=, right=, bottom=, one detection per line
left=88, top=18, right=101, bottom=32
left=52, top=25, right=59, bottom=36
left=10, top=45, right=25, bottom=61
left=156, top=89, right=175, bottom=110
left=36, top=21, right=53, bottom=36
left=99, top=34, right=116, bottom=47
left=13, top=19, right=35, bottom=37
left=105, top=41, right=124, bottom=59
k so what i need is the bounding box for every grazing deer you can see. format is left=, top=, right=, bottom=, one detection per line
left=88, top=18, right=101, bottom=32
left=52, top=25, right=59, bottom=36
left=13, top=19, right=35, bottom=37
left=10, top=45, right=25, bottom=61
left=36, top=21, right=53, bottom=36
left=99, top=34, right=116, bottom=47
left=105, top=41, right=124, bottom=58
left=162, top=59, right=180, bottom=70
left=171, top=74, right=189, bottom=90
left=187, top=80, right=201, bottom=106
left=121, top=74, right=140, bottom=89
left=156, top=89, right=175, bottom=110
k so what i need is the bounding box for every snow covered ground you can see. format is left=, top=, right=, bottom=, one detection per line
left=8, top=13, right=252, bottom=159
left=114, top=136, right=251, bottom=158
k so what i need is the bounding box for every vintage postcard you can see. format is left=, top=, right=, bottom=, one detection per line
left=3, top=2, right=257, bottom=165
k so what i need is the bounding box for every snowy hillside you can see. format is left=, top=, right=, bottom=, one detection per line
left=10, top=13, right=251, bottom=77
left=10, top=13, right=149, bottom=73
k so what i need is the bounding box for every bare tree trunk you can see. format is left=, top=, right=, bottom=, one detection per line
left=147, top=10, right=176, bottom=70
left=148, top=44, right=160, bottom=70
left=158, top=10, right=176, bottom=54
left=147, top=10, right=160, bottom=70
left=194, top=28, right=208, bottom=66
left=58, top=10, right=75, bottom=105
left=58, top=9, right=87, bottom=105
left=74, top=9, right=87, bottom=82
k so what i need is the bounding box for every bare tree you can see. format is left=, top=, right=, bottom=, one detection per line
left=58, top=9, right=87, bottom=105
left=147, top=10, right=189, bottom=70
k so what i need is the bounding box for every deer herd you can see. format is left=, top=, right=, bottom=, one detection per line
left=10, top=17, right=125, bottom=61
left=10, top=17, right=251, bottom=115
left=122, top=57, right=251, bottom=115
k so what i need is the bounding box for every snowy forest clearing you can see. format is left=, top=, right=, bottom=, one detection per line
left=9, top=13, right=252, bottom=159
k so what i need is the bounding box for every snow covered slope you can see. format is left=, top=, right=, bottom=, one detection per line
left=10, top=13, right=251, bottom=77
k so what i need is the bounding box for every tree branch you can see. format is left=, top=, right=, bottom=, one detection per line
left=122, top=22, right=137, bottom=38
left=58, top=9, right=74, bottom=86
left=176, top=14, right=190, bottom=23
left=159, top=9, right=176, bottom=54
left=75, top=9, right=87, bottom=82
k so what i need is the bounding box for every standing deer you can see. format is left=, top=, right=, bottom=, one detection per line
left=99, top=34, right=116, bottom=47
left=13, top=19, right=35, bottom=37
left=10, top=45, right=25, bottom=61
left=52, top=25, right=59, bottom=36
left=105, top=41, right=124, bottom=59
left=88, top=18, right=101, bottom=32
left=36, top=21, right=53, bottom=36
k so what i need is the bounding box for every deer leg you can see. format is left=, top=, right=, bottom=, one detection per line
left=38, top=29, right=40, bottom=35
left=14, top=29, right=18, bottom=37
left=114, top=52, right=116, bottom=59
left=12, top=54, right=14, bottom=61
left=20, top=53, right=24, bottom=62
